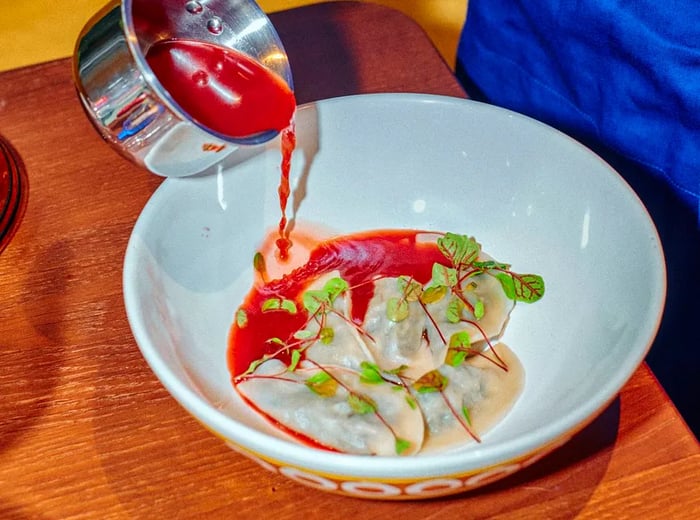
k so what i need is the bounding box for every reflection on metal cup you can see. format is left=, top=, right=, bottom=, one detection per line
left=73, top=0, right=293, bottom=177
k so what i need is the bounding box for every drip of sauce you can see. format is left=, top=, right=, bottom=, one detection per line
left=145, top=38, right=297, bottom=257
left=275, top=126, right=296, bottom=260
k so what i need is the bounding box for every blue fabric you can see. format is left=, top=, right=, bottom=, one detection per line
left=457, top=0, right=700, bottom=217
left=456, top=1, right=700, bottom=435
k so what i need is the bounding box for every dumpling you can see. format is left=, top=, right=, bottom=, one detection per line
left=412, top=362, right=486, bottom=449
left=424, top=268, right=515, bottom=355
left=236, top=359, right=425, bottom=455
left=303, top=271, right=376, bottom=370
left=413, top=344, right=524, bottom=451
left=361, top=277, right=441, bottom=381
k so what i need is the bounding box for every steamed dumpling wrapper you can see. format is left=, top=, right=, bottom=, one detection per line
left=362, top=270, right=514, bottom=382
left=424, top=269, right=514, bottom=353
left=414, top=346, right=524, bottom=451
left=304, top=272, right=376, bottom=371
left=362, top=277, right=440, bottom=381
left=236, top=359, right=425, bottom=455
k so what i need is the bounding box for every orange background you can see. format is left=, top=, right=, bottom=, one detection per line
left=0, top=0, right=468, bottom=72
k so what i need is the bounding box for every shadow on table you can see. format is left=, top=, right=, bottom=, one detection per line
left=482, top=398, right=618, bottom=489
left=419, top=398, right=620, bottom=517
left=0, top=241, right=69, bottom=454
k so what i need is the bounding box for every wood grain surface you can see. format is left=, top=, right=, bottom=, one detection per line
left=0, top=2, right=698, bottom=518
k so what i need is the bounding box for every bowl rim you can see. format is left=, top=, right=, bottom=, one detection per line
left=123, top=92, right=667, bottom=478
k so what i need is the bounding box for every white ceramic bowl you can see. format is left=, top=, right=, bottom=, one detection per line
left=123, top=94, right=665, bottom=499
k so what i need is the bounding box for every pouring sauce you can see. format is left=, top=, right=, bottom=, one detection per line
left=145, top=38, right=297, bottom=257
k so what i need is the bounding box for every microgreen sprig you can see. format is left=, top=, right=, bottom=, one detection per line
left=411, top=368, right=481, bottom=442
left=303, top=360, right=414, bottom=455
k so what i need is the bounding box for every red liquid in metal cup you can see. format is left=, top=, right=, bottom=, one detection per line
left=145, top=38, right=295, bottom=138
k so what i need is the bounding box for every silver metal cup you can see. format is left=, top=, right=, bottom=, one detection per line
left=73, top=0, right=293, bottom=177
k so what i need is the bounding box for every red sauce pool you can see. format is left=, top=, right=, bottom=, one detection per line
left=228, top=230, right=447, bottom=376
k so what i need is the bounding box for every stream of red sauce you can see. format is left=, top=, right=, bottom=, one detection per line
left=275, top=126, right=296, bottom=260
left=228, top=230, right=447, bottom=376
left=145, top=38, right=297, bottom=253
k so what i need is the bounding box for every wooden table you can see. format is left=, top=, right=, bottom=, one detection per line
left=1, top=2, right=698, bottom=518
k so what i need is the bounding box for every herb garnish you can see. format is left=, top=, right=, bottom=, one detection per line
left=234, top=231, right=544, bottom=454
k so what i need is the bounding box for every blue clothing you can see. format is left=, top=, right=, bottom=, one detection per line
left=457, top=0, right=700, bottom=215
left=456, top=1, right=699, bottom=435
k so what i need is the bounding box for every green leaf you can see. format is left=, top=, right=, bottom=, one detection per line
left=386, top=297, right=410, bottom=322
left=359, top=361, right=385, bottom=384
left=395, top=438, right=411, bottom=455
left=261, top=298, right=280, bottom=312
left=266, top=337, right=286, bottom=346
left=302, top=278, right=348, bottom=315
left=305, top=371, right=338, bottom=397
left=387, top=365, right=409, bottom=376
left=511, top=273, right=546, bottom=303
left=347, top=393, right=376, bottom=415
left=281, top=299, right=298, bottom=314
left=420, top=284, right=447, bottom=304
left=323, top=277, right=349, bottom=302
left=497, top=272, right=545, bottom=302
left=405, top=395, right=418, bottom=410
left=397, top=276, right=423, bottom=302
left=473, top=299, right=485, bottom=320
left=243, top=355, right=269, bottom=375
left=288, top=350, right=302, bottom=371
left=319, top=326, right=334, bottom=345
left=431, top=263, right=458, bottom=287
left=261, top=297, right=297, bottom=314
left=446, top=297, right=465, bottom=323
left=412, top=370, right=449, bottom=393
left=462, top=405, right=472, bottom=426
left=472, top=260, right=511, bottom=271
left=495, top=273, right=516, bottom=300
left=235, top=309, right=248, bottom=328
left=253, top=252, right=266, bottom=275
left=447, top=331, right=471, bottom=366
left=437, top=233, right=480, bottom=268
left=293, top=329, right=314, bottom=340
left=303, top=289, right=330, bottom=315
left=446, top=348, right=467, bottom=367
left=449, top=330, right=471, bottom=349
